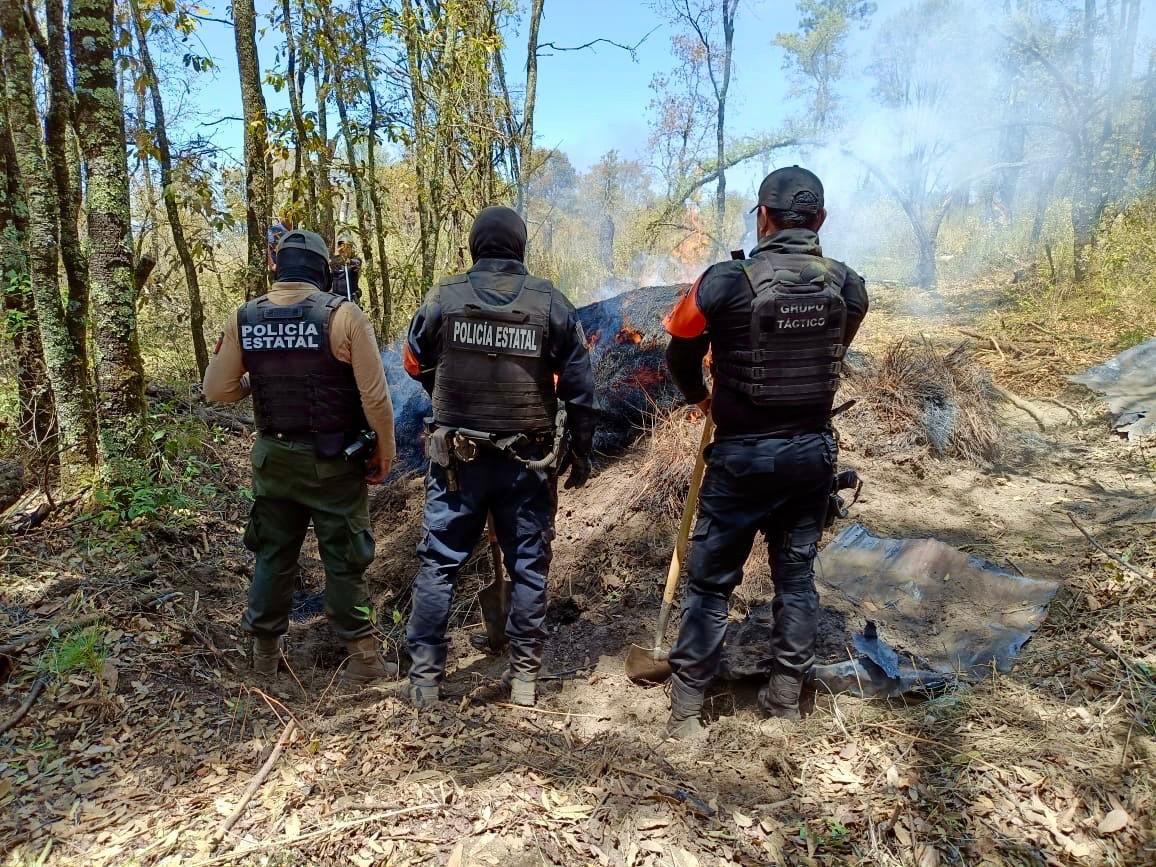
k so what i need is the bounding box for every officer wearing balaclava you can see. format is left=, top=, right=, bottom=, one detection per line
left=203, top=230, right=397, bottom=686
left=401, top=206, right=597, bottom=709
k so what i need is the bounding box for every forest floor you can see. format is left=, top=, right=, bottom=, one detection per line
left=1, top=276, right=1154, bottom=867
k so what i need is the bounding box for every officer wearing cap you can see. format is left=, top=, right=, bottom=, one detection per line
left=662, top=166, right=869, bottom=737
left=203, top=229, right=398, bottom=684
left=401, top=206, right=596, bottom=709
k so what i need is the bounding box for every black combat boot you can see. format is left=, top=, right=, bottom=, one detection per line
left=666, top=678, right=707, bottom=740
left=758, top=670, right=802, bottom=721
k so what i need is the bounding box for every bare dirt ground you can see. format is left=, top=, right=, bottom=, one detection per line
left=2, top=279, right=1153, bottom=866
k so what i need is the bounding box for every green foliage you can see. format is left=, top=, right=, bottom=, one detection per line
left=37, top=626, right=108, bottom=679
left=91, top=405, right=219, bottom=526
left=775, top=0, right=875, bottom=129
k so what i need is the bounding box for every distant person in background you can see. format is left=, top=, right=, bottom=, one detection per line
left=267, top=218, right=294, bottom=273
left=331, top=239, right=363, bottom=304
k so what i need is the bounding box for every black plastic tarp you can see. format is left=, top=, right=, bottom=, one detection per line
left=721, top=524, right=1060, bottom=698
left=1069, top=337, right=1156, bottom=439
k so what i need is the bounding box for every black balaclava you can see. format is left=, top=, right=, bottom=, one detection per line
left=468, top=206, right=528, bottom=263
left=275, top=246, right=330, bottom=291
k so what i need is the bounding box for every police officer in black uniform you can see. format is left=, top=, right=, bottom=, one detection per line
left=401, top=206, right=596, bottom=708
left=662, top=167, right=869, bottom=737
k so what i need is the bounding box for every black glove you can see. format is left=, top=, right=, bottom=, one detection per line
left=558, top=403, right=596, bottom=489
left=561, top=451, right=591, bottom=489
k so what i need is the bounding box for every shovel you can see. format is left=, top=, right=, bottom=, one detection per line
left=625, top=415, right=714, bottom=684
left=472, top=513, right=510, bottom=653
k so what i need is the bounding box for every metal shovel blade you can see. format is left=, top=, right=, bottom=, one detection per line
left=625, top=642, right=673, bottom=685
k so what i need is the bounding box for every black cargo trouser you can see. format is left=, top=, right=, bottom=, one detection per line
left=667, top=431, right=836, bottom=694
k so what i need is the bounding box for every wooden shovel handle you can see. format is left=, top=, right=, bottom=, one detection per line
left=661, top=416, right=714, bottom=606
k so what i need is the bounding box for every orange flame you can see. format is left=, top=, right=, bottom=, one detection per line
left=615, top=318, right=643, bottom=345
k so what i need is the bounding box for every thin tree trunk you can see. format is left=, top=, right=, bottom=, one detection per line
left=281, top=0, right=315, bottom=223
left=232, top=0, right=272, bottom=300
left=332, top=87, right=379, bottom=322
left=131, top=0, right=209, bottom=378
left=0, top=62, right=55, bottom=447
left=354, top=0, right=390, bottom=335
left=312, top=46, right=335, bottom=248
left=319, top=23, right=380, bottom=323
left=1071, top=186, right=1097, bottom=282
left=1, top=3, right=97, bottom=474
left=70, top=0, right=148, bottom=477
left=133, top=81, right=161, bottom=264
left=402, top=0, right=437, bottom=289
left=40, top=0, right=91, bottom=374
left=515, top=0, right=544, bottom=217
left=715, top=0, right=736, bottom=254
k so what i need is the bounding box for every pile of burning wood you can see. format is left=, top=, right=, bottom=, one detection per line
left=382, top=284, right=690, bottom=472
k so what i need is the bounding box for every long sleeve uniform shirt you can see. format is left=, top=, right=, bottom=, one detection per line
left=402, top=258, right=597, bottom=443
left=203, top=281, right=397, bottom=461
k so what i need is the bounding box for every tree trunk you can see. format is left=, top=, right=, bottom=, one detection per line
left=402, top=0, right=438, bottom=289
left=281, top=0, right=316, bottom=224
left=515, top=0, right=544, bottom=217
left=41, top=0, right=91, bottom=375
left=0, top=63, right=55, bottom=447
left=133, top=80, right=160, bottom=264
left=354, top=0, right=391, bottom=336
left=69, top=0, right=148, bottom=478
left=312, top=58, right=335, bottom=248
left=325, top=50, right=380, bottom=325
left=232, top=0, right=272, bottom=300
left=1071, top=189, right=1097, bottom=282
left=334, top=103, right=379, bottom=323
left=1, top=3, right=98, bottom=475
left=131, top=0, right=208, bottom=378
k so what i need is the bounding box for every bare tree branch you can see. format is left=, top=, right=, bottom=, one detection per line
left=537, top=26, right=659, bottom=60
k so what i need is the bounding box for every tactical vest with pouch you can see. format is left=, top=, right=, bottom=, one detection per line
left=431, top=272, right=556, bottom=433
left=712, top=252, right=848, bottom=412
left=239, top=291, right=367, bottom=446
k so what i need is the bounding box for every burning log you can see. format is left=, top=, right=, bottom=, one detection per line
left=383, top=283, right=689, bottom=472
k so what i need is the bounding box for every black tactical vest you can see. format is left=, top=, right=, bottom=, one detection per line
left=431, top=272, right=556, bottom=433
left=711, top=251, right=848, bottom=411
left=239, top=291, right=367, bottom=436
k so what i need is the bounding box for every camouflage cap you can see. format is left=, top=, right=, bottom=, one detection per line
left=752, top=165, right=825, bottom=214
left=276, top=229, right=330, bottom=261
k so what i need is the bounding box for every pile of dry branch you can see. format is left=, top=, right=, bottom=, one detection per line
left=628, top=408, right=708, bottom=522
left=840, top=340, right=1004, bottom=465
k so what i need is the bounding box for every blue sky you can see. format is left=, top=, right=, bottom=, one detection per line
left=168, top=0, right=1156, bottom=212
left=172, top=0, right=817, bottom=201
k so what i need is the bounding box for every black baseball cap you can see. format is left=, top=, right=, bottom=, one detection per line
left=752, top=165, right=825, bottom=214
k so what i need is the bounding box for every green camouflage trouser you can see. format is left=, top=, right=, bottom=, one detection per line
left=242, top=436, right=375, bottom=641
